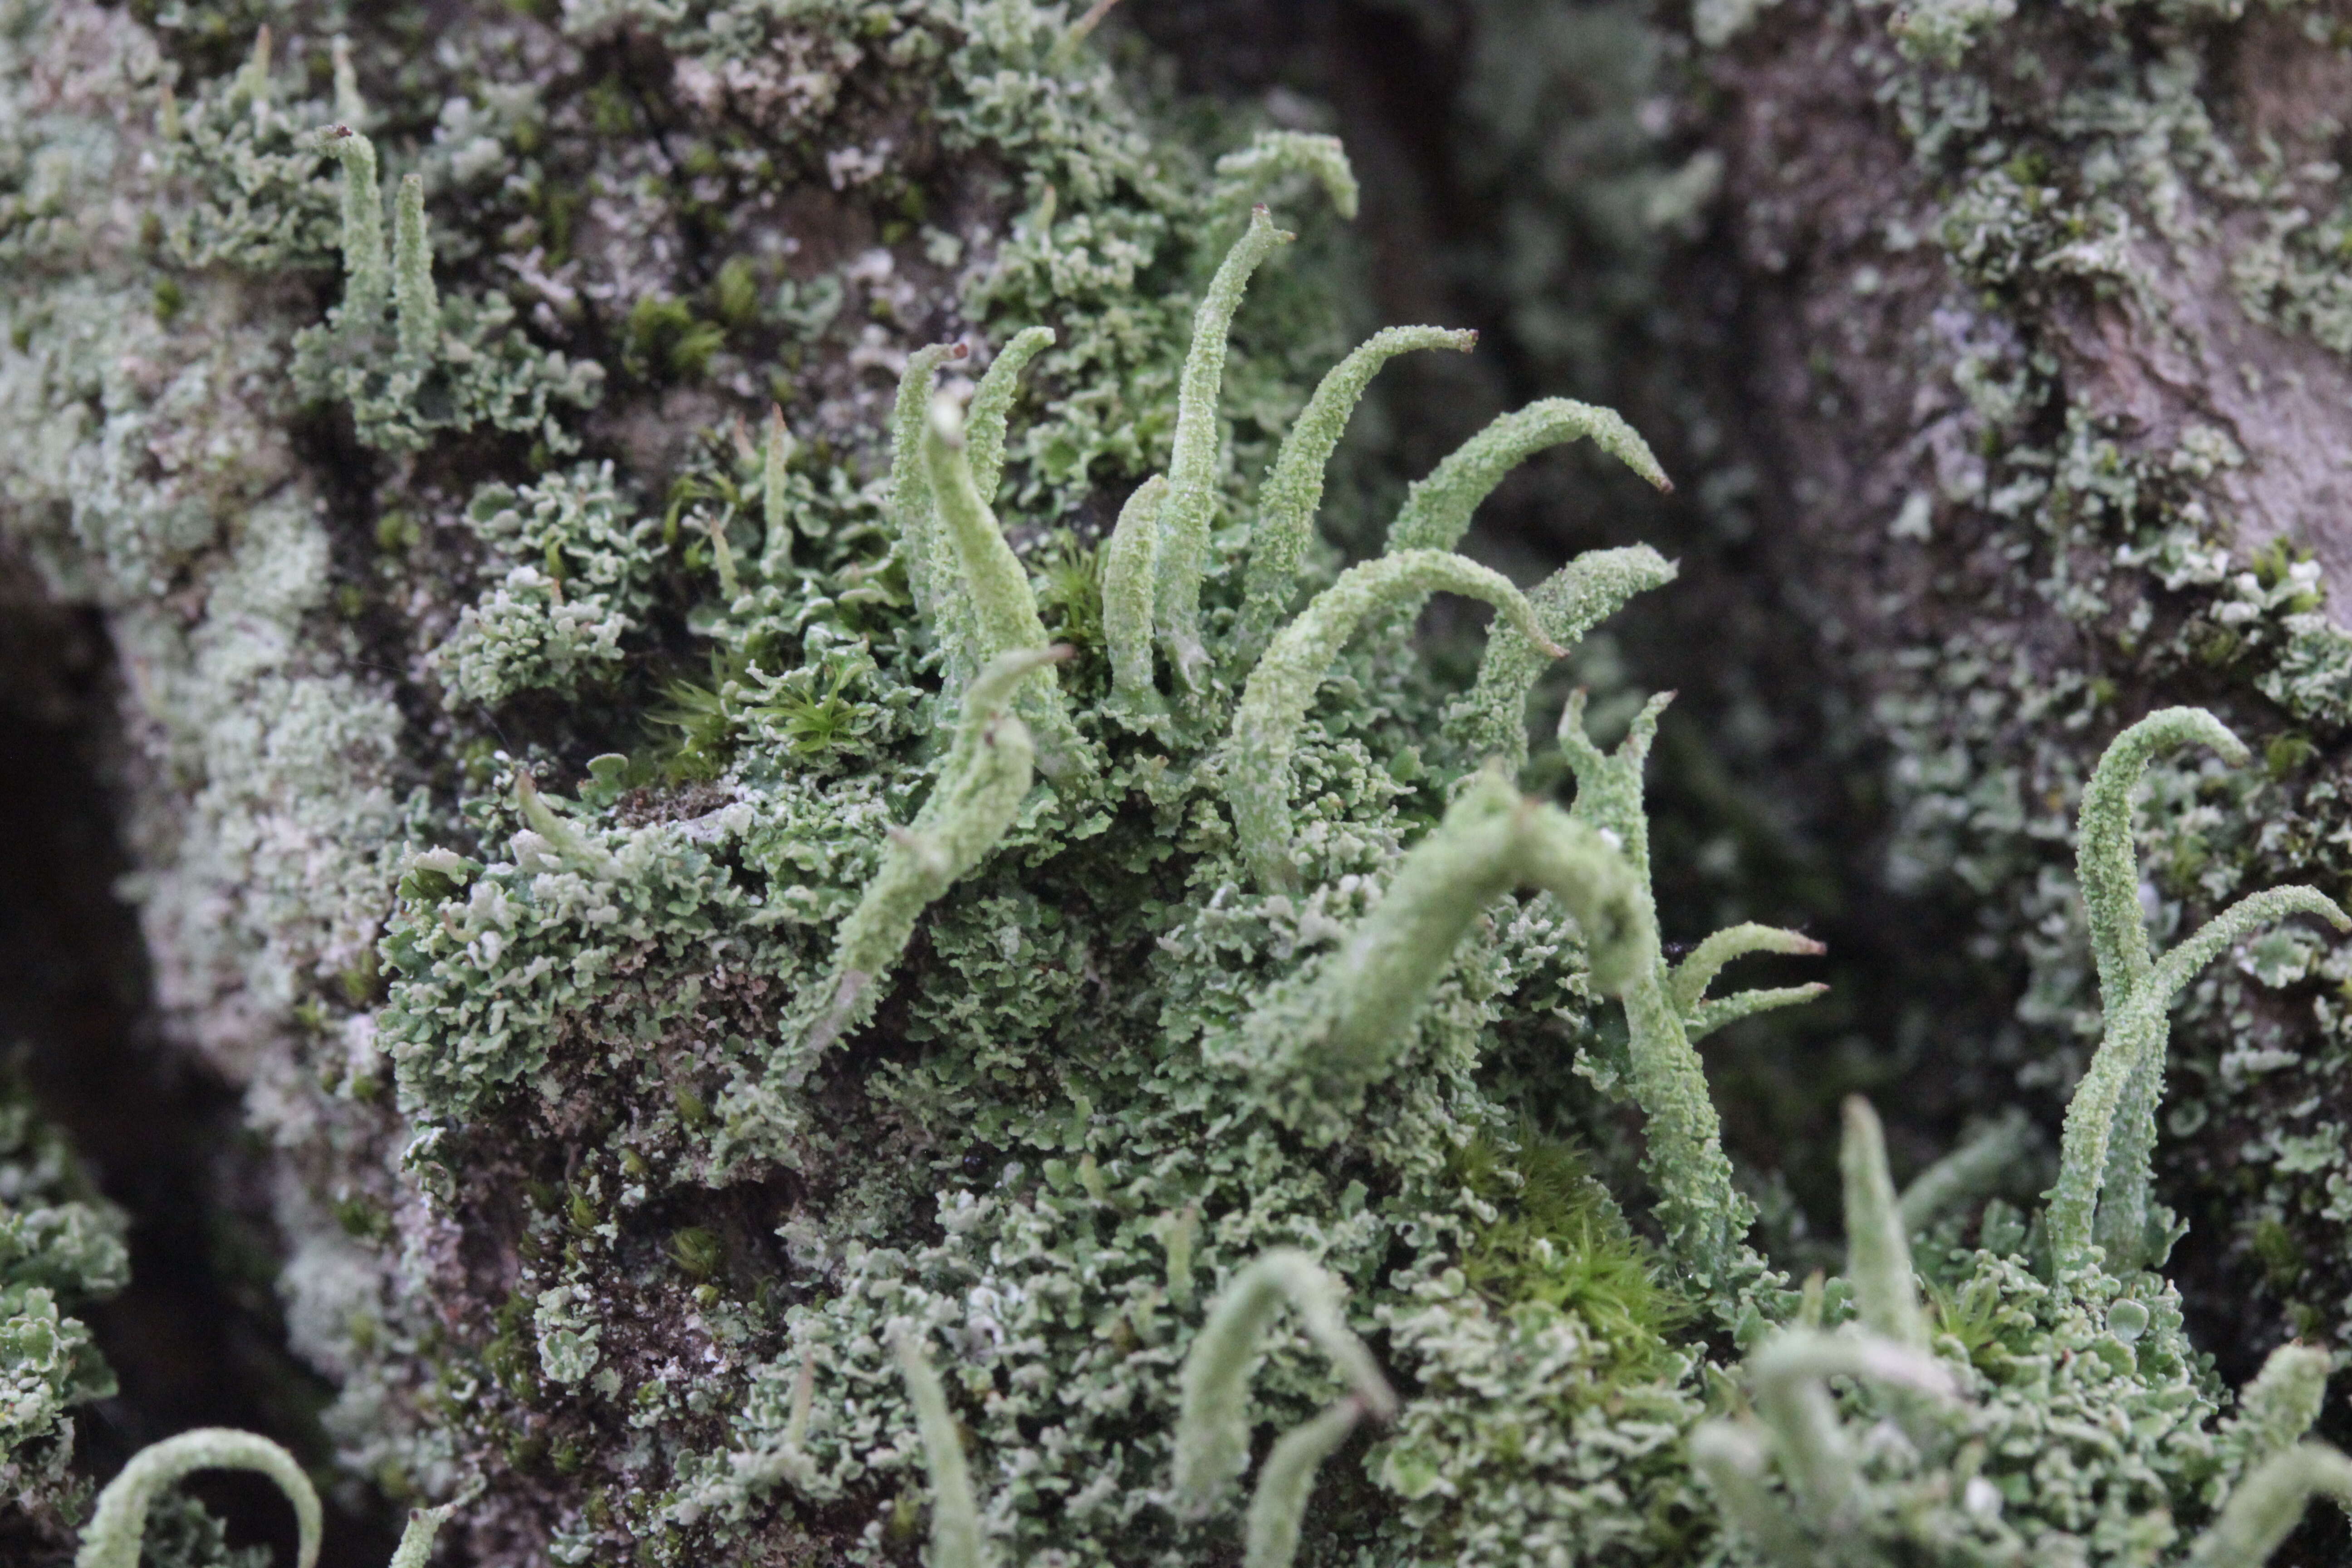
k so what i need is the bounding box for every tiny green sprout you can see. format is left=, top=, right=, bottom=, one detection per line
left=1384, top=397, right=1672, bottom=557
left=1157, top=1203, right=1200, bottom=1306
left=706, top=512, right=740, bottom=599
left=1253, top=769, right=1650, bottom=1129
left=1243, top=1397, right=1363, bottom=1568
left=1157, top=206, right=1294, bottom=690
left=1222, top=549, right=1567, bottom=889
left=1172, top=1248, right=1395, bottom=1517
left=784, top=1341, right=818, bottom=1450
left=669, top=1226, right=724, bottom=1279
left=1102, top=474, right=1168, bottom=719
left=1213, top=131, right=1362, bottom=223
left=760, top=404, right=794, bottom=576
left=1894, top=1107, right=2032, bottom=1234
left=2048, top=707, right=2350, bottom=1278
left=1442, top=544, right=1678, bottom=779
left=2190, top=1445, right=2352, bottom=1566
left=1840, top=1098, right=1927, bottom=1351
left=888, top=341, right=971, bottom=626
left=965, top=326, right=1054, bottom=506
left=234, top=24, right=272, bottom=108
left=77, top=1428, right=321, bottom=1568
left=513, top=768, right=616, bottom=876
left=393, top=174, right=439, bottom=359
left=1666, top=921, right=1829, bottom=1043
left=808, top=647, right=1070, bottom=1059
left=1045, top=0, right=1126, bottom=72
left=387, top=1491, right=474, bottom=1568
left=2227, top=1342, right=2333, bottom=1467
left=330, top=35, right=363, bottom=127
left=1233, top=325, right=1479, bottom=666
left=892, top=1325, right=987, bottom=1568
left=321, top=125, right=388, bottom=327
left=1687, top=1422, right=1810, bottom=1566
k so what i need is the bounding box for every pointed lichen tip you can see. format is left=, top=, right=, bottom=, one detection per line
left=1246, top=204, right=1297, bottom=245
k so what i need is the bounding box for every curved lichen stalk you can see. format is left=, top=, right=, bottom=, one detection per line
left=76, top=1429, right=323, bottom=1568
left=1558, top=690, right=1818, bottom=1296
left=1690, top=1329, right=1958, bottom=1552
left=965, top=327, right=1055, bottom=508
left=1232, top=325, right=1479, bottom=667
left=924, top=395, right=1088, bottom=774
left=1667, top=921, right=1828, bottom=1044
left=1102, top=474, right=1168, bottom=720
left=1222, top=549, right=1566, bottom=890
left=1248, top=769, right=1651, bottom=1134
left=393, top=172, right=439, bottom=359
left=1243, top=1399, right=1364, bottom=1568
left=1171, top=1249, right=1395, bottom=1517
left=2225, top=1343, right=2333, bottom=1470
left=760, top=404, right=794, bottom=576
left=2189, top=1445, right=2352, bottom=1567
left=892, top=1327, right=988, bottom=1568
left=1211, top=131, right=1361, bottom=224
left=1383, top=398, right=1672, bottom=557
left=805, top=647, right=1068, bottom=1061
left=1154, top=206, right=1294, bottom=691
left=887, top=342, right=972, bottom=634
left=1894, top=1108, right=2031, bottom=1234
left=2047, top=708, right=2348, bottom=1278
left=76, top=1427, right=473, bottom=1568
left=1440, top=544, right=1677, bottom=780
left=514, top=767, right=616, bottom=877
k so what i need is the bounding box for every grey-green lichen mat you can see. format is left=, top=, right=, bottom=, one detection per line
left=10, top=5, right=2352, bottom=1567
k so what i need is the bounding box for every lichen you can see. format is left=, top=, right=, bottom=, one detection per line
left=19, top=3, right=2352, bottom=1567
left=0, top=1068, right=127, bottom=1552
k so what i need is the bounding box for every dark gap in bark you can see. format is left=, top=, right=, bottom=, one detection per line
left=0, top=553, right=397, bottom=1568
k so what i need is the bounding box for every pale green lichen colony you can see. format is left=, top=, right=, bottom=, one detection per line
left=15, top=1, right=2352, bottom=1566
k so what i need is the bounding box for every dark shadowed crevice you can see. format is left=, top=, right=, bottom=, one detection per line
left=0, top=552, right=397, bottom=1568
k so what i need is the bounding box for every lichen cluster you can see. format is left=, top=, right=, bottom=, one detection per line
left=1689, top=0, right=2352, bottom=1363
left=15, top=2, right=2352, bottom=1567
left=0, top=1068, right=126, bottom=1551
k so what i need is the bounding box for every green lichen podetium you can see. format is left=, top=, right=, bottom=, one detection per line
left=31, top=7, right=2352, bottom=1568
left=73, top=1426, right=472, bottom=1568
left=1698, top=0, right=2352, bottom=1360
left=1684, top=1082, right=2352, bottom=1565
left=352, top=87, right=1755, bottom=1551
left=1556, top=687, right=1821, bottom=1312
left=2048, top=707, right=2348, bottom=1279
